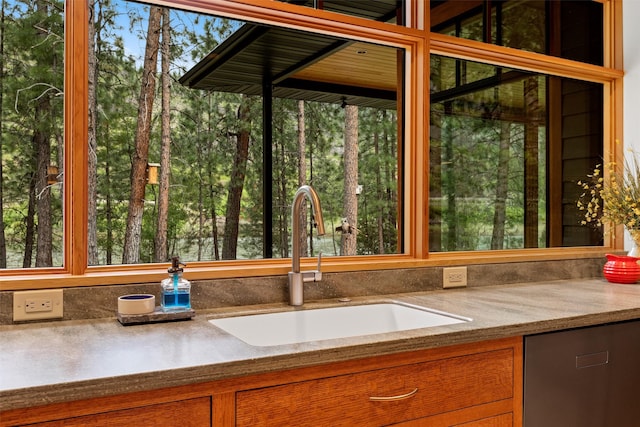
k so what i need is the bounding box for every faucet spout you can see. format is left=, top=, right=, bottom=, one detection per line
left=289, top=185, right=325, bottom=306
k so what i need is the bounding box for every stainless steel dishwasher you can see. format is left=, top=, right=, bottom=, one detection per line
left=524, top=320, right=640, bottom=426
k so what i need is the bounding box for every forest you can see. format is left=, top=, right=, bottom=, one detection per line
left=0, top=0, right=400, bottom=268
left=2, top=0, right=579, bottom=270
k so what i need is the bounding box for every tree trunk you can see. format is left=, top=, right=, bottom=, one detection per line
left=87, top=0, right=99, bottom=265
left=207, top=93, right=220, bottom=261
left=33, top=0, right=53, bottom=267
left=277, top=120, right=287, bottom=258
left=443, top=102, right=456, bottom=250
left=341, top=104, right=358, bottom=256
left=122, top=6, right=162, bottom=264
left=34, top=96, right=52, bottom=267
left=23, top=175, right=36, bottom=268
left=383, top=110, right=398, bottom=252
left=221, top=97, right=251, bottom=260
left=374, top=129, right=384, bottom=254
left=196, top=143, right=203, bottom=261
left=210, top=181, right=220, bottom=260
left=524, top=76, right=540, bottom=248
left=491, top=121, right=511, bottom=249
left=195, top=117, right=204, bottom=261
left=154, top=7, right=170, bottom=263
left=0, top=0, right=7, bottom=268
left=297, top=100, right=308, bottom=257
left=105, top=123, right=113, bottom=265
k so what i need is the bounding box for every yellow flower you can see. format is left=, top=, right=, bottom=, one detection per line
left=577, top=150, right=640, bottom=232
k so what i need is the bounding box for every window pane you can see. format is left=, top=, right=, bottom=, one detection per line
left=431, top=0, right=604, bottom=66
left=0, top=0, right=64, bottom=268
left=91, top=0, right=403, bottom=265
left=429, top=54, right=603, bottom=251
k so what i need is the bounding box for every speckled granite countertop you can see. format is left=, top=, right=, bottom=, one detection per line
left=2, top=279, right=640, bottom=412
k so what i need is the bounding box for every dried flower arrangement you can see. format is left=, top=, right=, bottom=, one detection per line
left=577, top=151, right=640, bottom=247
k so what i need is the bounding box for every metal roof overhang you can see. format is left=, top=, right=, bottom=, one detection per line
left=178, top=4, right=401, bottom=110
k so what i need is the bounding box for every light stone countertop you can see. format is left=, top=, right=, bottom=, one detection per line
left=2, top=279, right=640, bottom=412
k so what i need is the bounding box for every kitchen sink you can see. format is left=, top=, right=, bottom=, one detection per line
left=209, top=302, right=471, bottom=346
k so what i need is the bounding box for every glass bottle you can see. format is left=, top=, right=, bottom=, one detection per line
left=161, top=257, right=191, bottom=311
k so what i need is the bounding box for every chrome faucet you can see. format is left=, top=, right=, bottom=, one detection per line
left=289, top=185, right=326, bottom=306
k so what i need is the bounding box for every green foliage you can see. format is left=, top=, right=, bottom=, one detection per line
left=432, top=100, right=536, bottom=251
left=1, top=0, right=64, bottom=267
left=1, top=0, right=402, bottom=267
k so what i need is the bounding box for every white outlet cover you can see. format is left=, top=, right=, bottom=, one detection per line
left=443, top=266, right=468, bottom=288
left=13, top=289, right=63, bottom=321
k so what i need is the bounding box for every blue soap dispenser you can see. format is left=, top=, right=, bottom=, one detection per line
left=161, top=256, right=191, bottom=311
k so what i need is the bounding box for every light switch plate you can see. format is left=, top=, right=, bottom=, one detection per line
left=13, top=289, right=64, bottom=321
left=443, top=266, right=467, bottom=288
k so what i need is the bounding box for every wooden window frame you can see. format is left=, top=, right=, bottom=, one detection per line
left=0, top=0, right=623, bottom=290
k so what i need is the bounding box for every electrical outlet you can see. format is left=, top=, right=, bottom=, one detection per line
left=443, top=266, right=467, bottom=288
left=13, top=289, right=63, bottom=321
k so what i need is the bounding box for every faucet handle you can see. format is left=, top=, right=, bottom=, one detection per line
left=302, top=253, right=323, bottom=283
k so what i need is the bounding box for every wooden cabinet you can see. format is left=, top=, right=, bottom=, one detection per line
left=396, top=413, right=513, bottom=427
left=0, top=336, right=522, bottom=427
left=23, top=397, right=211, bottom=427
left=237, top=348, right=515, bottom=426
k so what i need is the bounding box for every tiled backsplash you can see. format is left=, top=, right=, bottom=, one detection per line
left=0, top=257, right=606, bottom=324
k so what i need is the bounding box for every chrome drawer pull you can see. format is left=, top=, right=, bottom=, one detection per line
left=369, top=388, right=418, bottom=402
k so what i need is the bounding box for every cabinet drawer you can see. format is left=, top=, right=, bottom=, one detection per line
left=395, top=411, right=513, bottom=427
left=454, top=413, right=513, bottom=427
left=237, top=348, right=514, bottom=426
left=25, top=397, right=211, bottom=427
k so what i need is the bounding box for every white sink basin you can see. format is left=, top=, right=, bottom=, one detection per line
left=209, top=302, right=471, bottom=346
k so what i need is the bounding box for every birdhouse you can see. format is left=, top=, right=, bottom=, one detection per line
left=146, top=163, right=161, bottom=185
left=47, top=166, right=59, bottom=185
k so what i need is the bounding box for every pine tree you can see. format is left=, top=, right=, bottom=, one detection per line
left=122, top=5, right=162, bottom=264
left=154, top=6, right=171, bottom=263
